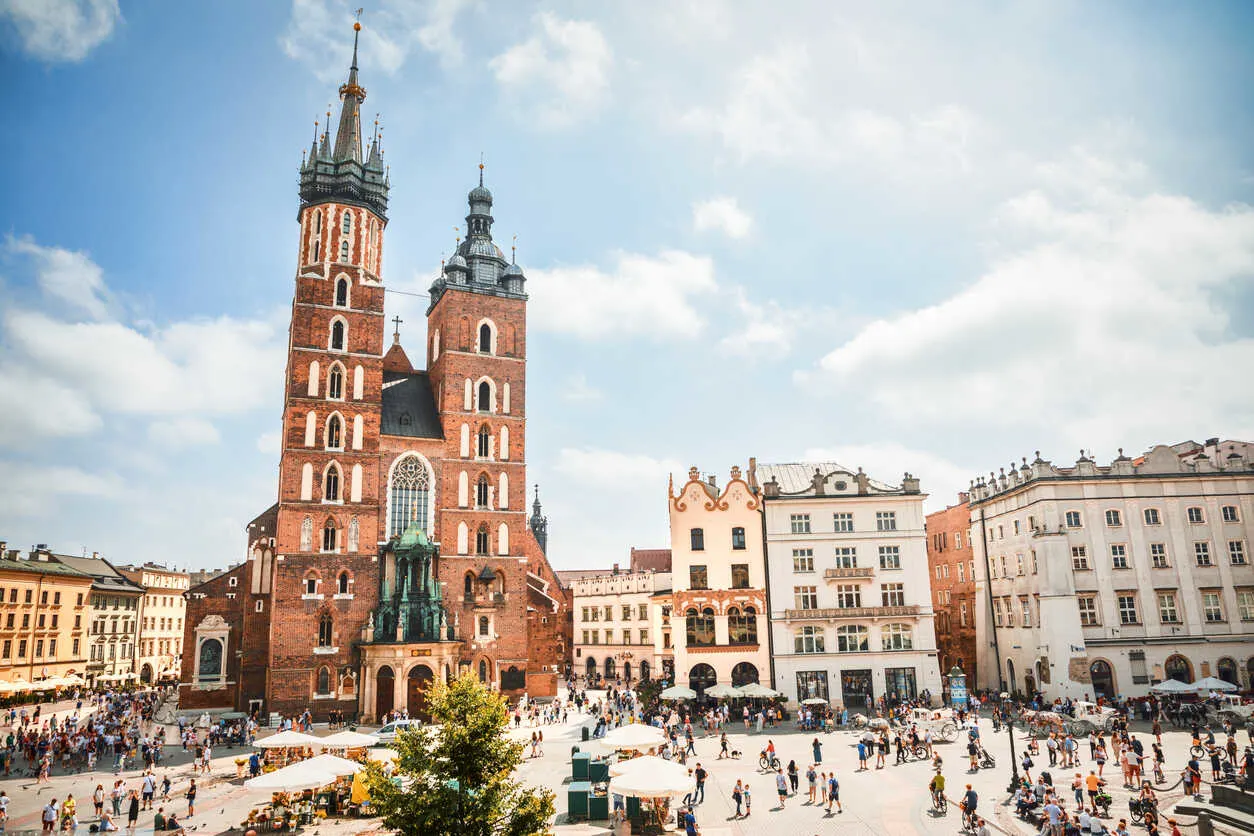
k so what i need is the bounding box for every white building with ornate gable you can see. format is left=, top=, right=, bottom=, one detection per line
left=571, top=568, right=672, bottom=686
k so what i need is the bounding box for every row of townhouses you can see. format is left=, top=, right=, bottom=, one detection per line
left=0, top=544, right=189, bottom=688
left=571, top=439, right=1254, bottom=708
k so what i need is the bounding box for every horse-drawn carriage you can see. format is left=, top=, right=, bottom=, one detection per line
left=1066, top=701, right=1120, bottom=735
left=906, top=707, right=960, bottom=743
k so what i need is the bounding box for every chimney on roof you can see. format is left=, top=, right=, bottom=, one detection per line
left=958, top=491, right=970, bottom=505
left=32, top=545, right=52, bottom=561
left=763, top=476, right=780, bottom=499
left=707, top=474, right=717, bottom=488
left=92, top=551, right=99, bottom=560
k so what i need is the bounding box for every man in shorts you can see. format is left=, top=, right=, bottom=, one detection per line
left=827, top=772, right=841, bottom=813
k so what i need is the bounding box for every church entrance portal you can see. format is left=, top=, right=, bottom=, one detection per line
left=376, top=666, right=395, bottom=720
left=407, top=665, right=434, bottom=719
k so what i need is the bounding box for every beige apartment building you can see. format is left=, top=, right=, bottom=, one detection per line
left=0, top=544, right=93, bottom=683
left=118, top=564, right=189, bottom=684
left=571, top=568, right=673, bottom=686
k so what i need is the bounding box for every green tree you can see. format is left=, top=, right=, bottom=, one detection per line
left=365, top=671, right=555, bottom=835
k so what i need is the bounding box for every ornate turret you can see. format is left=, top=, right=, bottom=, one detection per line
left=299, top=22, right=389, bottom=219
left=372, top=516, right=454, bottom=643
left=529, top=485, right=548, bottom=554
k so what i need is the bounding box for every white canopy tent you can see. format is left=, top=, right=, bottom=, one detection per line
left=600, top=723, right=666, bottom=751
left=243, top=754, right=363, bottom=792
left=703, top=684, right=739, bottom=699
left=735, top=683, right=780, bottom=698
left=254, top=730, right=322, bottom=749
left=608, top=756, right=692, bottom=798
left=659, top=686, right=696, bottom=701
left=319, top=731, right=378, bottom=749
left=1149, top=679, right=1196, bottom=693
left=1190, top=676, right=1238, bottom=692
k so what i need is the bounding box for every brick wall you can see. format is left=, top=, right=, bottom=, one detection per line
left=925, top=496, right=978, bottom=686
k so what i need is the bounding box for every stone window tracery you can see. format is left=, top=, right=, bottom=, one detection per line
left=388, top=455, right=431, bottom=538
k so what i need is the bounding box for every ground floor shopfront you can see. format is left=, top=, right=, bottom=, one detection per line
left=774, top=651, right=943, bottom=711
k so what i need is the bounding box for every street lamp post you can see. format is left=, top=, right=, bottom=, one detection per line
left=978, top=505, right=1023, bottom=795
left=1002, top=692, right=1021, bottom=794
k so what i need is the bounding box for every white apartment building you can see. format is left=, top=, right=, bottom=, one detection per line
left=970, top=439, right=1254, bottom=700
left=756, top=461, right=941, bottom=711
left=669, top=465, right=771, bottom=694
left=118, top=564, right=189, bottom=684
left=571, top=569, right=672, bottom=686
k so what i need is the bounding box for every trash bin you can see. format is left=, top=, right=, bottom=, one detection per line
left=582, top=726, right=590, bottom=742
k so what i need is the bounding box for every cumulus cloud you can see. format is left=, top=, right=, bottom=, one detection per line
left=801, top=442, right=974, bottom=511
left=528, top=250, right=717, bottom=340
left=561, top=373, right=603, bottom=403
left=6, top=235, right=111, bottom=320
left=0, top=461, right=121, bottom=517
left=0, top=0, right=119, bottom=62
left=489, top=12, right=611, bottom=128
left=147, top=418, right=222, bottom=450
left=0, top=369, right=101, bottom=445
left=692, top=197, right=753, bottom=239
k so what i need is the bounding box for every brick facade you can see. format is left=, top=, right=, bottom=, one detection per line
left=925, top=494, right=977, bottom=689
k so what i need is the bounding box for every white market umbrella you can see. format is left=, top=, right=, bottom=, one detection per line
left=608, top=756, right=692, bottom=798
left=735, top=683, right=780, bottom=698
left=703, top=683, right=739, bottom=699
left=1190, top=676, right=1238, bottom=692
left=254, top=730, right=321, bottom=749
left=63, top=674, right=86, bottom=686
left=244, top=754, right=362, bottom=792
left=801, top=697, right=828, bottom=706
left=319, top=730, right=378, bottom=749
left=1150, top=679, right=1196, bottom=693
left=601, top=724, right=666, bottom=750
left=660, top=686, right=696, bottom=701
left=367, top=747, right=398, bottom=764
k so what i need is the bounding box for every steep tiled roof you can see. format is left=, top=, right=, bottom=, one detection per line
left=629, top=548, right=671, bottom=573
left=380, top=370, right=443, bottom=439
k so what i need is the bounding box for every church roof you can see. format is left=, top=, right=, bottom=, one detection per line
left=382, top=341, right=414, bottom=373
left=380, top=370, right=443, bottom=439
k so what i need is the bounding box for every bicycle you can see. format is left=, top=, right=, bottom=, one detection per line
left=930, top=791, right=947, bottom=816
left=960, top=803, right=978, bottom=832
left=758, top=752, right=780, bottom=771
left=912, top=743, right=930, bottom=761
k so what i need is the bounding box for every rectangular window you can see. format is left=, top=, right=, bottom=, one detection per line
left=795, top=670, right=829, bottom=702
left=1110, top=544, right=1128, bottom=569
left=834, top=546, right=857, bottom=568
left=794, top=625, right=825, bottom=654
left=52, top=591, right=60, bottom=605
left=638, top=604, right=647, bottom=620
left=876, top=511, right=897, bottom=531
left=17, top=640, right=26, bottom=657
left=1229, top=541, right=1247, bottom=565
left=1105, top=509, right=1122, bottom=527
left=942, top=564, right=950, bottom=578
left=690, top=528, right=704, bottom=551
left=0, top=640, right=8, bottom=658
left=1195, top=542, right=1213, bottom=566
left=48, top=639, right=56, bottom=657
left=997, top=525, right=1004, bottom=540
left=1187, top=506, right=1205, bottom=524
left=1221, top=505, right=1240, bottom=523
left=72, top=639, right=79, bottom=656
left=25, top=590, right=32, bottom=603
left=689, top=565, right=708, bottom=590
left=792, top=548, right=814, bottom=573
left=1158, top=592, right=1179, bottom=623
left=795, top=585, right=818, bottom=610
left=1020, top=597, right=1031, bottom=627
left=1238, top=590, right=1254, bottom=621
left=790, top=514, right=811, bottom=534
left=959, top=602, right=968, bottom=626
left=835, top=584, right=861, bottom=608
left=37, top=614, right=45, bottom=628
left=50, top=614, right=57, bottom=628
left=1202, top=591, right=1224, bottom=623
left=1071, top=545, right=1089, bottom=570
left=881, top=583, right=905, bottom=607
left=603, top=605, right=613, bottom=621
left=1065, top=510, right=1082, bottom=528
left=730, top=563, right=750, bottom=589
left=21, top=614, right=29, bottom=629
left=1150, top=543, right=1169, bottom=568
left=622, top=605, right=632, bottom=621
left=1016, top=554, right=1024, bottom=575
left=1144, top=508, right=1161, bottom=525
left=731, top=526, right=746, bottom=550
left=833, top=513, right=853, bottom=532
left=954, top=531, right=962, bottom=549
left=35, top=639, right=43, bottom=657
left=590, top=631, right=599, bottom=645
left=40, top=590, right=48, bottom=605
left=1077, top=596, right=1099, bottom=627
left=622, top=630, right=631, bottom=644
left=878, top=545, right=901, bottom=570
left=581, top=630, right=589, bottom=644
left=993, top=598, right=1003, bottom=626
left=1117, top=593, right=1139, bottom=625
left=957, top=562, right=965, bottom=582
left=639, top=629, right=648, bottom=644
left=1014, top=519, right=1021, bottom=534
left=1004, top=596, right=1015, bottom=626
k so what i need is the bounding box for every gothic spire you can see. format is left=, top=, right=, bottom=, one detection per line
left=332, top=22, right=366, bottom=163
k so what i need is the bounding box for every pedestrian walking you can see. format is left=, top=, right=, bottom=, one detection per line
left=827, top=772, right=841, bottom=813
left=185, top=779, right=196, bottom=818
left=775, top=768, right=788, bottom=807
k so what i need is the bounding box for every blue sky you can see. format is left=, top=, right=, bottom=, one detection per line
left=1, top=0, right=1253, bottom=571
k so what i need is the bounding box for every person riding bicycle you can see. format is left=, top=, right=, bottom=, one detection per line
left=960, top=784, right=978, bottom=826
left=928, top=771, right=946, bottom=810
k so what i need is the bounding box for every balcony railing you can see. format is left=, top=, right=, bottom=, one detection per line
left=785, top=605, right=920, bottom=620
left=823, top=567, right=875, bottom=580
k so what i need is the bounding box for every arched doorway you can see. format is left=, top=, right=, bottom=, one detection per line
left=585, top=657, right=596, bottom=681
left=1024, top=673, right=1037, bottom=696
left=623, top=661, right=632, bottom=682
left=375, top=666, right=395, bottom=720
left=604, top=658, right=616, bottom=680
left=139, top=663, right=153, bottom=685
left=731, top=662, right=759, bottom=686
left=689, top=663, right=717, bottom=696
left=1090, top=659, right=1116, bottom=700
left=1165, top=654, right=1192, bottom=683
left=407, top=665, right=433, bottom=719
left=640, top=660, right=650, bottom=681
left=1216, top=657, right=1238, bottom=687
left=1006, top=659, right=1017, bottom=695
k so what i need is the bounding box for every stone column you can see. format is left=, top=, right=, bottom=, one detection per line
left=361, top=664, right=376, bottom=723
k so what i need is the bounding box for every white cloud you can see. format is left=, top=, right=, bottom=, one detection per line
left=561, top=373, right=603, bottom=403
left=0, top=0, right=119, bottom=62
left=718, top=288, right=814, bottom=357
left=489, top=12, right=611, bottom=128
left=692, top=197, right=753, bottom=239
left=804, top=161, right=1254, bottom=452
left=556, top=448, right=680, bottom=488
left=801, top=442, right=973, bottom=511
left=0, top=369, right=101, bottom=445
left=6, top=234, right=111, bottom=320
left=528, top=250, right=717, bottom=340
left=414, top=0, right=470, bottom=68
left=147, top=418, right=221, bottom=450
left=256, top=431, right=282, bottom=456
left=0, top=461, right=121, bottom=517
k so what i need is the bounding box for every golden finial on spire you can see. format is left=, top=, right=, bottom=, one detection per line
left=453, top=226, right=460, bottom=245
left=511, top=234, right=517, bottom=263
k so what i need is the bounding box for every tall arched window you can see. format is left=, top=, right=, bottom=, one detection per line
left=300, top=517, right=313, bottom=552
left=312, top=240, right=320, bottom=261
left=464, top=572, right=474, bottom=598
left=347, top=516, right=359, bottom=552
left=337, top=572, right=350, bottom=595
left=339, top=240, right=349, bottom=262
left=478, top=659, right=488, bottom=682
left=327, top=364, right=344, bottom=400
left=330, top=320, right=346, bottom=351
left=341, top=210, right=352, bottom=235
left=324, top=465, right=341, bottom=501
left=318, top=614, right=333, bottom=647
left=477, top=426, right=490, bottom=458
left=479, top=323, right=493, bottom=354
left=316, top=666, right=331, bottom=695
left=478, top=380, right=491, bottom=412
left=476, top=476, right=490, bottom=509
left=388, top=455, right=431, bottom=537
left=475, top=525, right=489, bottom=555
left=335, top=278, right=349, bottom=307
left=322, top=519, right=337, bottom=552
left=315, top=209, right=322, bottom=234
left=326, top=415, right=342, bottom=449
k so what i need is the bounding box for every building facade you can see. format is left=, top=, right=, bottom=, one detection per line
left=117, top=564, right=189, bottom=684
left=180, top=26, right=567, bottom=721
left=926, top=494, right=977, bottom=689
left=970, top=439, right=1254, bottom=700
left=0, top=545, right=93, bottom=684
left=757, top=461, right=941, bottom=710
left=571, top=568, right=672, bottom=687
left=669, top=466, right=770, bottom=695
left=51, top=554, right=145, bottom=686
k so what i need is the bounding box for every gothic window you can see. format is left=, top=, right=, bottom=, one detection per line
left=322, top=520, right=337, bottom=552
left=478, top=616, right=490, bottom=637
left=464, top=573, right=474, bottom=598
left=326, top=415, right=342, bottom=449
left=335, top=278, right=349, bottom=307
left=478, top=659, right=488, bottom=682
left=475, top=525, right=490, bottom=555
left=327, top=365, right=343, bottom=399
left=330, top=320, right=346, bottom=351
left=347, top=517, right=359, bottom=553
left=318, top=614, right=333, bottom=647
left=312, top=240, right=320, bottom=262
left=324, top=465, right=341, bottom=501
left=315, top=210, right=322, bottom=234
left=388, top=455, right=431, bottom=537
left=476, top=476, right=490, bottom=509
left=478, top=380, right=491, bottom=412
left=337, top=572, right=349, bottom=595
left=300, top=517, right=313, bottom=552
left=316, top=666, right=331, bottom=695
left=479, top=322, right=493, bottom=354
left=305, top=576, right=318, bottom=595
left=339, top=240, right=349, bottom=262
left=341, top=210, right=351, bottom=235
left=477, top=426, right=490, bottom=458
